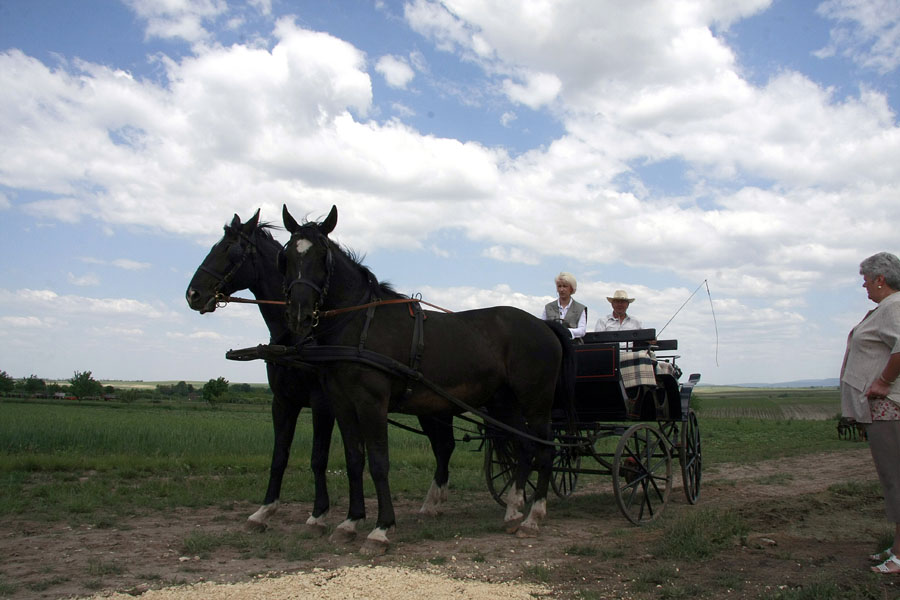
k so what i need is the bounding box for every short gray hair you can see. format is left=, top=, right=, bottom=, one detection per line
left=555, top=272, right=577, bottom=293
left=860, top=252, right=900, bottom=290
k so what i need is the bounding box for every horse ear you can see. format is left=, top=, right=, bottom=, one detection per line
left=276, top=247, right=286, bottom=275
left=244, top=209, right=260, bottom=232
left=320, top=205, right=337, bottom=235
left=283, top=204, right=300, bottom=233
left=230, top=214, right=241, bottom=229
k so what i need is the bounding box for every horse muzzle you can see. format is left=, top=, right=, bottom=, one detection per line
left=186, top=288, right=218, bottom=314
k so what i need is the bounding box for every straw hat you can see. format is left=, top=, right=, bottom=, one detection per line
left=607, top=290, right=635, bottom=303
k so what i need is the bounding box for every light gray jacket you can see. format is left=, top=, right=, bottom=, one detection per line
left=841, top=291, right=900, bottom=423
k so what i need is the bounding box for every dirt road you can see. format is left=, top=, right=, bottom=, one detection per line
left=2, top=447, right=896, bottom=599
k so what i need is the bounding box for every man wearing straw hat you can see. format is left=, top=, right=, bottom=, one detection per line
left=595, top=289, right=643, bottom=332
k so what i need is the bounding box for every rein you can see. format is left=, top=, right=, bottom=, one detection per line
left=215, top=295, right=454, bottom=315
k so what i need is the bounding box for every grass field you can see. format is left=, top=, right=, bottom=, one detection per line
left=0, top=387, right=852, bottom=524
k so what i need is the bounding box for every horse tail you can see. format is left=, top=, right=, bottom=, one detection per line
left=544, top=321, right=577, bottom=431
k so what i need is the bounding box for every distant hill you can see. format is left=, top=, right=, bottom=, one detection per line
left=707, top=378, right=839, bottom=389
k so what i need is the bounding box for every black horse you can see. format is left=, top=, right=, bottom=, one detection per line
left=185, top=211, right=366, bottom=539
left=185, top=211, right=458, bottom=540
left=280, top=204, right=574, bottom=554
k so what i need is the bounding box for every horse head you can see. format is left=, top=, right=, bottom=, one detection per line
left=186, top=209, right=264, bottom=314
left=281, top=204, right=338, bottom=338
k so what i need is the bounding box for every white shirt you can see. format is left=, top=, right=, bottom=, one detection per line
left=595, top=313, right=642, bottom=332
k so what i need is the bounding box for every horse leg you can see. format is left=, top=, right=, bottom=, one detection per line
left=247, top=393, right=301, bottom=531
left=358, top=404, right=395, bottom=556
left=304, top=388, right=334, bottom=536
left=516, top=421, right=553, bottom=538
left=495, top=412, right=526, bottom=532
left=417, top=414, right=454, bottom=516
left=328, top=404, right=367, bottom=545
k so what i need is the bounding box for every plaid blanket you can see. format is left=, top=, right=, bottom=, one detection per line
left=619, top=351, right=657, bottom=388
left=655, top=359, right=682, bottom=379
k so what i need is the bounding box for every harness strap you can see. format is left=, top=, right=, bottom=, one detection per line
left=319, top=297, right=452, bottom=318
left=405, top=302, right=426, bottom=399
left=358, top=304, right=377, bottom=352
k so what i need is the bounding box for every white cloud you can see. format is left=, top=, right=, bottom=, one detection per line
left=482, top=245, right=540, bottom=265
left=67, top=272, right=100, bottom=286
left=2, top=1, right=899, bottom=384
left=89, top=326, right=145, bottom=337
left=124, top=0, right=228, bottom=43
left=816, top=0, right=900, bottom=73
left=1, top=315, right=51, bottom=328
left=81, top=257, right=152, bottom=271
left=0, top=288, right=174, bottom=319
left=391, top=102, right=416, bottom=118
left=375, top=55, right=416, bottom=89
left=501, top=71, right=561, bottom=109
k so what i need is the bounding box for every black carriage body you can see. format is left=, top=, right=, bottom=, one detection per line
left=502, top=327, right=702, bottom=525
left=568, top=328, right=694, bottom=424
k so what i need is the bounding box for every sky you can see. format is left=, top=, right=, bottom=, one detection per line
left=1, top=0, right=898, bottom=386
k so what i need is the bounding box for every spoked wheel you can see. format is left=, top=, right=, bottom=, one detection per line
left=484, top=434, right=536, bottom=507
left=612, top=423, right=672, bottom=525
left=551, top=431, right=581, bottom=498
left=679, top=409, right=702, bottom=504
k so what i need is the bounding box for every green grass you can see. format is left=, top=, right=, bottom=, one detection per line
left=656, top=508, right=749, bottom=559
left=0, top=388, right=861, bottom=527
left=0, top=399, right=486, bottom=523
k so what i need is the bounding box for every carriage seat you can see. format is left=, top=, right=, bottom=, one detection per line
left=584, top=328, right=657, bottom=347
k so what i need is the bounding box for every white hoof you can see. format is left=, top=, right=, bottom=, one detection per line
left=246, top=501, right=279, bottom=531
left=329, top=518, right=361, bottom=544
left=361, top=527, right=391, bottom=556
left=418, top=481, right=449, bottom=516
left=305, top=513, right=328, bottom=537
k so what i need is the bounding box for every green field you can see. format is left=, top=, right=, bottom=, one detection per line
left=0, top=387, right=855, bottom=525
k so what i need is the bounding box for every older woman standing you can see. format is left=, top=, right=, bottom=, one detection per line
left=541, top=272, right=587, bottom=343
left=841, top=252, right=900, bottom=573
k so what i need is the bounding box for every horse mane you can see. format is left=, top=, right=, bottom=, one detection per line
left=224, top=220, right=279, bottom=238
left=327, top=238, right=405, bottom=300
left=287, top=215, right=405, bottom=301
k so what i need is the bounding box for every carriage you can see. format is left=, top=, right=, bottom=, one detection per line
left=227, top=326, right=701, bottom=527
left=479, top=327, right=701, bottom=525
left=190, top=206, right=701, bottom=553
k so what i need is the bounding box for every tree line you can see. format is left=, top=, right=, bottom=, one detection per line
left=0, top=370, right=270, bottom=404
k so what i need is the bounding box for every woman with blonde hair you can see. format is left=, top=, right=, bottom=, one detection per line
left=541, top=272, right=587, bottom=343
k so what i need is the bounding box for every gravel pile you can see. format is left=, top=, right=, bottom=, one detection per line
left=85, top=565, right=550, bottom=599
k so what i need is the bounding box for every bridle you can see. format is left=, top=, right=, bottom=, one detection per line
left=197, top=229, right=259, bottom=306
left=282, top=232, right=335, bottom=329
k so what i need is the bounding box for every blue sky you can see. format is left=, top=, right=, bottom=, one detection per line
left=1, top=0, right=899, bottom=386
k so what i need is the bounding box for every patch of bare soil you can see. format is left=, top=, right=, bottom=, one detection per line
left=2, top=447, right=897, bottom=600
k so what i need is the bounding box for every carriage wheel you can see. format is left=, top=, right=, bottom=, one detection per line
left=679, top=409, right=702, bottom=504
left=612, top=423, right=672, bottom=525
left=551, top=432, right=581, bottom=498
left=484, top=435, right=536, bottom=507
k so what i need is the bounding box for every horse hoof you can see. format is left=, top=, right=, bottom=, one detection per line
left=360, top=538, right=389, bottom=556
left=515, top=523, right=539, bottom=538
left=329, top=527, right=358, bottom=544
left=504, top=516, right=524, bottom=534
left=306, top=522, right=328, bottom=538
left=245, top=519, right=267, bottom=532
